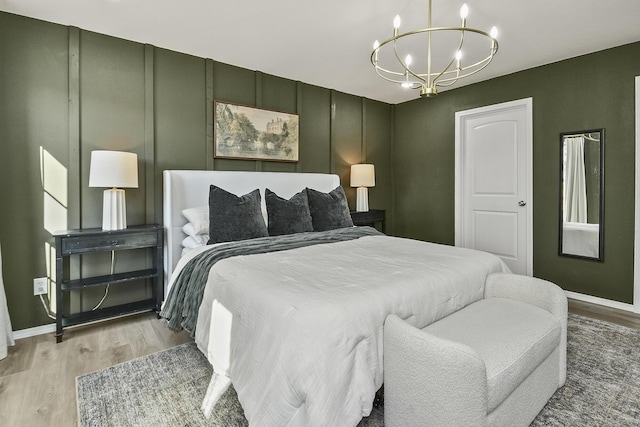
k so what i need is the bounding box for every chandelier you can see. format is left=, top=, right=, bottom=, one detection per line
left=371, top=0, right=498, bottom=98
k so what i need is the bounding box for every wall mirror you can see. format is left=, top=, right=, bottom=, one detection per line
left=559, top=129, right=604, bottom=260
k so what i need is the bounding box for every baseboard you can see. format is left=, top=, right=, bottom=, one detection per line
left=565, top=291, right=636, bottom=313
left=12, top=322, right=56, bottom=340
left=12, top=310, right=157, bottom=341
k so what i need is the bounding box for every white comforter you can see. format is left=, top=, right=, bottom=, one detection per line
left=173, top=234, right=509, bottom=426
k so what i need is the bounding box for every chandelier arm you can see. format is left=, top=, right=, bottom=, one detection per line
left=372, top=47, right=420, bottom=84
left=435, top=49, right=497, bottom=85
left=373, top=64, right=424, bottom=89
left=407, top=68, right=426, bottom=83
left=434, top=66, right=463, bottom=88
left=431, top=48, right=496, bottom=80
left=372, top=62, right=408, bottom=79
left=429, top=56, right=458, bottom=87
left=431, top=29, right=466, bottom=87
left=373, top=64, right=431, bottom=87
left=432, top=36, right=498, bottom=85
left=371, top=50, right=410, bottom=83
left=376, top=69, right=404, bottom=83
left=392, top=38, right=427, bottom=84
left=434, top=57, right=490, bottom=83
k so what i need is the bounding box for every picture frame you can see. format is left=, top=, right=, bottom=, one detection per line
left=214, top=100, right=299, bottom=162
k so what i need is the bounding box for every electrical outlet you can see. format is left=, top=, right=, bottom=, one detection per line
left=33, top=277, right=48, bottom=295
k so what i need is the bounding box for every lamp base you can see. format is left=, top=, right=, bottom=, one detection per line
left=356, top=187, right=369, bottom=212
left=102, top=188, right=127, bottom=230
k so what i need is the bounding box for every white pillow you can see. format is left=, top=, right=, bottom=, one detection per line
left=182, top=222, right=198, bottom=237
left=182, top=206, right=209, bottom=235
left=181, top=204, right=268, bottom=237
left=181, top=234, right=209, bottom=250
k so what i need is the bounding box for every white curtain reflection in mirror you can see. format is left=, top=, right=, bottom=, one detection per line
left=563, top=136, right=587, bottom=222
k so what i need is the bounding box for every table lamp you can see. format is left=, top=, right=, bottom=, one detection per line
left=89, top=150, right=139, bottom=230
left=350, top=164, right=375, bottom=212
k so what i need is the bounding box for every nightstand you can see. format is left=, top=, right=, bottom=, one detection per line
left=350, top=209, right=386, bottom=233
left=54, top=224, right=163, bottom=342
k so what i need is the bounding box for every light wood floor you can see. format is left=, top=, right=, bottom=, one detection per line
left=568, top=298, right=640, bottom=329
left=0, top=300, right=638, bottom=426
left=0, top=312, right=191, bottom=426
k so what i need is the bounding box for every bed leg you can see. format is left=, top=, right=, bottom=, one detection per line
left=374, top=385, right=384, bottom=408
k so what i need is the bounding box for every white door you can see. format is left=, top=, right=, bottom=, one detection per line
left=455, top=98, right=533, bottom=275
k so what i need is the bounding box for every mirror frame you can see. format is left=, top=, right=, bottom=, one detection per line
left=558, top=128, right=605, bottom=261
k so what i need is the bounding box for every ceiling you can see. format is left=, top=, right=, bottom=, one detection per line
left=2, top=0, right=639, bottom=104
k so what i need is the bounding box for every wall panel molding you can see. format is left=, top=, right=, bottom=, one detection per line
left=361, top=97, right=367, bottom=162
left=206, top=59, right=215, bottom=170
left=296, top=81, right=303, bottom=172
left=144, top=44, right=155, bottom=223
left=330, top=90, right=336, bottom=174
left=390, top=104, right=396, bottom=235
left=68, top=26, right=81, bottom=230
left=255, top=71, right=263, bottom=172
left=68, top=26, right=82, bottom=313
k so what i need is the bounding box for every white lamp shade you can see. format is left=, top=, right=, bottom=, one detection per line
left=350, top=164, right=375, bottom=187
left=89, top=151, right=139, bottom=189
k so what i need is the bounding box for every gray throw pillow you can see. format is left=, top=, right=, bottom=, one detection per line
left=305, top=186, right=354, bottom=231
left=207, top=185, right=268, bottom=244
left=265, top=189, right=314, bottom=236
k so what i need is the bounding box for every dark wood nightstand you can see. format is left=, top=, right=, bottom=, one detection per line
left=350, top=209, right=386, bottom=233
left=54, top=224, right=163, bottom=342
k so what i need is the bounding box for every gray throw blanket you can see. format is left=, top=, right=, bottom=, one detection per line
left=161, top=226, right=382, bottom=334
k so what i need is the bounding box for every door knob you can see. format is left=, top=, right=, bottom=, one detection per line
left=518, top=201, right=526, bottom=207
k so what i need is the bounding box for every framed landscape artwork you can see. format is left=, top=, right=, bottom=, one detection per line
left=214, top=101, right=299, bottom=162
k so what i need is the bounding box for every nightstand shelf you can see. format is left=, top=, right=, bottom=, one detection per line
left=61, top=299, right=157, bottom=329
left=54, top=224, right=163, bottom=342
left=60, top=268, right=158, bottom=291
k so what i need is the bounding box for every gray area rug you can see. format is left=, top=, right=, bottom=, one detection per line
left=531, top=314, right=640, bottom=426
left=77, top=314, right=640, bottom=426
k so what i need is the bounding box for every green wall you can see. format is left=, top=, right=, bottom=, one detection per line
left=0, top=12, right=393, bottom=331
left=2, top=9, right=638, bottom=332
left=393, top=42, right=640, bottom=304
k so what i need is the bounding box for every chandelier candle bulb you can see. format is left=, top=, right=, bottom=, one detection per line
left=393, top=15, right=400, bottom=37
left=460, top=3, right=468, bottom=26
left=460, top=4, right=468, bottom=19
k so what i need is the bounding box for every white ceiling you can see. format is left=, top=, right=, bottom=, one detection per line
left=2, top=0, right=639, bottom=104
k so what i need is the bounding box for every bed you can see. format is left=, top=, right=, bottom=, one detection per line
left=162, top=170, right=510, bottom=427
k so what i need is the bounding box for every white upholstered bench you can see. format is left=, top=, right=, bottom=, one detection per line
left=384, top=273, right=567, bottom=427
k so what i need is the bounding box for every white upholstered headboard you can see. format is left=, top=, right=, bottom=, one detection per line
left=162, top=170, right=340, bottom=295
